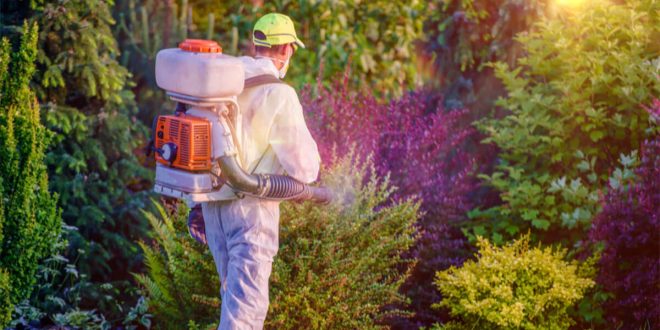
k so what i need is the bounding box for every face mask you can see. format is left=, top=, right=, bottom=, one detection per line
left=257, top=46, right=292, bottom=79
left=278, top=56, right=290, bottom=79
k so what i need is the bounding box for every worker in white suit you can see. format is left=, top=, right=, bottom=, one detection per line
left=200, top=13, right=320, bottom=330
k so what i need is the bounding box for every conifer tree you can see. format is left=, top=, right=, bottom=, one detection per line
left=0, top=22, right=61, bottom=328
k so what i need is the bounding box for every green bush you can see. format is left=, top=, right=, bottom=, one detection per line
left=7, top=226, right=152, bottom=329
left=434, top=235, right=594, bottom=329
left=0, top=22, right=62, bottom=327
left=1, top=0, right=154, bottom=281
left=136, top=155, right=419, bottom=329
left=470, top=0, right=660, bottom=243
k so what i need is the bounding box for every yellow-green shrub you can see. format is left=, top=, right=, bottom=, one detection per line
left=433, top=235, right=594, bottom=329
left=0, top=271, right=9, bottom=326
left=0, top=22, right=62, bottom=327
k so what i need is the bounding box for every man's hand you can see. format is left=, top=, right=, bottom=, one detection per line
left=188, top=204, right=207, bottom=245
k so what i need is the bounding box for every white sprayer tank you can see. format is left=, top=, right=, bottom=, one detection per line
left=155, top=39, right=245, bottom=99
left=153, top=39, right=245, bottom=204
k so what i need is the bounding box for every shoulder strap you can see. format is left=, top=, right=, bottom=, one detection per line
left=238, top=75, right=285, bottom=178
left=244, top=74, right=286, bottom=89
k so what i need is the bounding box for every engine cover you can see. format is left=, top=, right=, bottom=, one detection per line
left=155, top=114, right=211, bottom=171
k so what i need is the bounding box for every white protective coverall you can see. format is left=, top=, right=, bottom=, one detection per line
left=201, top=56, right=320, bottom=330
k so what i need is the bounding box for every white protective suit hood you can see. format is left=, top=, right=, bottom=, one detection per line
left=241, top=56, right=281, bottom=80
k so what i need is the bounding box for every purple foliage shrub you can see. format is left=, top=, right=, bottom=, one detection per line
left=301, top=75, right=383, bottom=165
left=588, top=101, right=660, bottom=327
left=300, top=76, right=497, bottom=327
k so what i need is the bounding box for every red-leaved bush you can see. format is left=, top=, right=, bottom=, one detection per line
left=300, top=75, right=497, bottom=327
left=588, top=103, right=659, bottom=328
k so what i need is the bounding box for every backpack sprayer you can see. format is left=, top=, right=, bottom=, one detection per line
left=152, top=39, right=332, bottom=205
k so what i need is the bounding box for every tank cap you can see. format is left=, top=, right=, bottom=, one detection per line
left=179, top=39, right=223, bottom=53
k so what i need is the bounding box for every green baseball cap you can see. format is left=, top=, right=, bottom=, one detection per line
left=253, top=13, right=305, bottom=49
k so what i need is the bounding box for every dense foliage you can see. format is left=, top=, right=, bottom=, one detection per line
left=113, top=0, right=191, bottom=123
left=301, top=78, right=497, bottom=326
left=472, top=0, right=659, bottom=243
left=0, top=22, right=61, bottom=327
left=137, top=155, right=418, bottom=329
left=115, top=0, right=426, bottom=99
left=135, top=202, right=219, bottom=329
left=588, top=118, right=659, bottom=328
left=8, top=227, right=152, bottom=329
left=434, top=235, right=595, bottom=329
left=256, top=0, right=426, bottom=96
left=2, top=0, right=154, bottom=282
left=422, top=0, right=546, bottom=111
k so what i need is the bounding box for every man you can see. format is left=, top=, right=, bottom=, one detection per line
left=201, top=13, right=320, bottom=330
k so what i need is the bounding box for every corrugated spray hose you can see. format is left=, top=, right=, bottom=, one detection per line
left=217, top=155, right=333, bottom=204
left=256, top=174, right=332, bottom=203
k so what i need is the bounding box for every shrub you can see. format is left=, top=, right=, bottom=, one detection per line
left=0, top=22, right=61, bottom=328
left=473, top=0, right=659, bottom=243
left=7, top=226, right=152, bottom=329
left=0, top=271, right=10, bottom=326
left=587, top=124, right=659, bottom=327
left=2, top=0, right=153, bottom=283
left=301, top=78, right=497, bottom=326
left=302, top=76, right=496, bottom=221
left=137, top=155, right=419, bottom=329
left=434, top=235, right=595, bottom=329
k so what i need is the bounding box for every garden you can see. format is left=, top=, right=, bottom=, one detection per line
left=0, top=0, right=658, bottom=329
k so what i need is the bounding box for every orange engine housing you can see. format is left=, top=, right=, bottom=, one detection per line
left=155, top=114, right=212, bottom=171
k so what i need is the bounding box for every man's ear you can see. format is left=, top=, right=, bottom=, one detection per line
left=277, top=44, right=291, bottom=57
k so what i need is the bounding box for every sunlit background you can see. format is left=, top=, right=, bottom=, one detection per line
left=0, top=0, right=657, bottom=328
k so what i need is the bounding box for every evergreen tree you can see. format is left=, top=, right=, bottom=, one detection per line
left=0, top=22, right=61, bottom=328
left=1, top=0, right=152, bottom=283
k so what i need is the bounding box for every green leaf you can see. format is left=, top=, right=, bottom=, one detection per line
left=492, top=233, right=504, bottom=245
left=522, top=209, right=540, bottom=221
left=505, top=225, right=520, bottom=236
left=589, top=130, right=605, bottom=142
left=473, top=225, right=487, bottom=237
left=531, top=218, right=550, bottom=230
left=577, top=160, right=590, bottom=172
